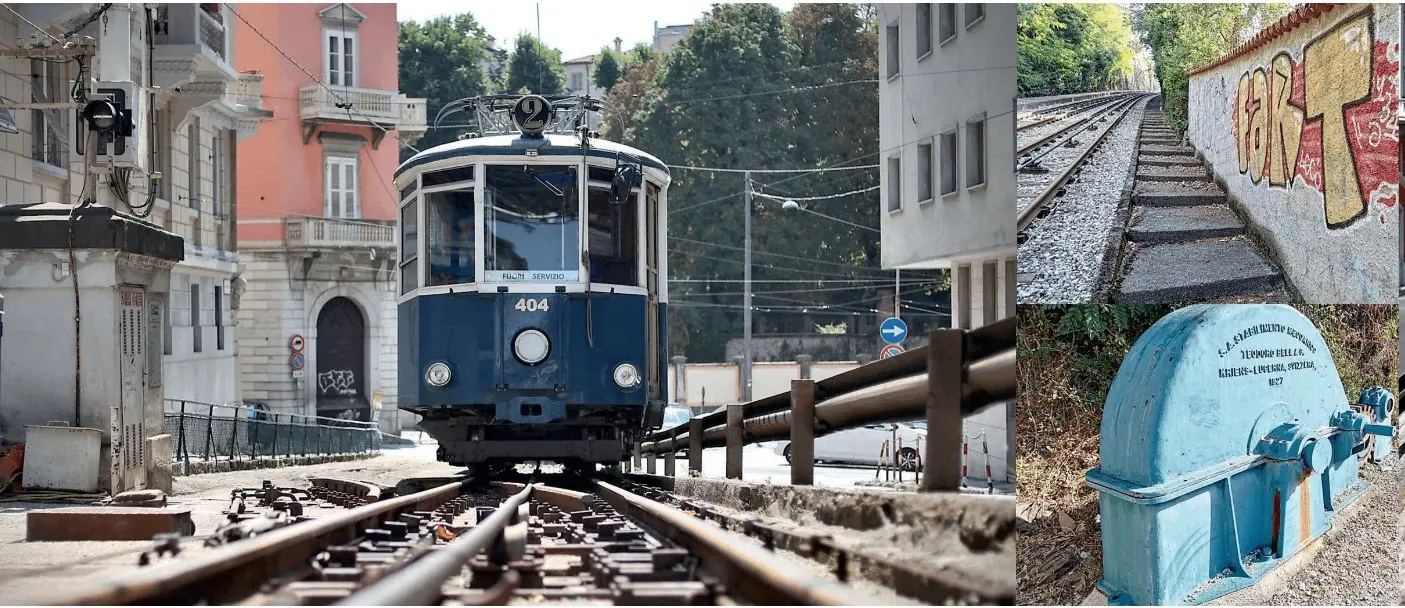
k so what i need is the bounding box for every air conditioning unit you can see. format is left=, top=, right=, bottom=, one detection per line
left=77, top=80, right=147, bottom=171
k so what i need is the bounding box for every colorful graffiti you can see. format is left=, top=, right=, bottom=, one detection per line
left=1233, top=9, right=1399, bottom=228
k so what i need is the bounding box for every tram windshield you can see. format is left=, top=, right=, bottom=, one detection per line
left=484, top=165, right=581, bottom=281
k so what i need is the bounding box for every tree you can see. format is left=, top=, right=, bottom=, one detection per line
left=1017, top=4, right=1135, bottom=97
left=601, top=52, right=661, bottom=138
left=1133, top=3, right=1290, bottom=133
left=593, top=48, right=624, bottom=90
left=506, top=33, right=566, bottom=95
left=398, top=14, right=493, bottom=158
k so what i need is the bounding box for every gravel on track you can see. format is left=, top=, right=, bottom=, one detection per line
left=1017, top=97, right=1148, bottom=303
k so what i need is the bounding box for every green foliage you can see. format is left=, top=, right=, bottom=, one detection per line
left=398, top=15, right=494, bottom=159
left=506, top=33, right=566, bottom=95
left=1017, top=4, right=1134, bottom=96
left=593, top=48, right=624, bottom=90
left=627, top=42, right=655, bottom=65
left=1133, top=3, right=1291, bottom=134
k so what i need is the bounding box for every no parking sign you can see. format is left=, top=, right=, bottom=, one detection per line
left=880, top=344, right=905, bottom=359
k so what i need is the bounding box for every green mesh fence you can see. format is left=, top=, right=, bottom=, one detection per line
left=163, top=401, right=381, bottom=464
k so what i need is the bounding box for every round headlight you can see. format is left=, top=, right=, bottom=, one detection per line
left=613, top=363, right=640, bottom=389
left=424, top=362, right=452, bottom=388
left=513, top=329, right=550, bottom=365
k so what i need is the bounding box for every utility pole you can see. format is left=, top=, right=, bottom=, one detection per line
left=894, top=269, right=900, bottom=320
left=743, top=171, right=753, bottom=402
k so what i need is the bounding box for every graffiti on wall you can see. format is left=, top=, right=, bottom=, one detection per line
left=317, top=369, right=358, bottom=397
left=1233, top=8, right=1399, bottom=228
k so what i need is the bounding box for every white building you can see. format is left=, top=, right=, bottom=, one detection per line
left=653, top=22, right=693, bottom=53
left=877, top=3, right=1015, bottom=482
left=0, top=4, right=269, bottom=410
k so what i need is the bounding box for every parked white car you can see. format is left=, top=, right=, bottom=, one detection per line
left=660, top=404, right=692, bottom=431
left=773, top=421, right=926, bottom=471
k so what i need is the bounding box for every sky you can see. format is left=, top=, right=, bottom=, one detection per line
left=396, top=0, right=796, bottom=62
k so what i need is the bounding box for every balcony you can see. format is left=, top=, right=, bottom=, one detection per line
left=298, top=85, right=428, bottom=148
left=285, top=217, right=395, bottom=250
left=152, top=4, right=239, bottom=119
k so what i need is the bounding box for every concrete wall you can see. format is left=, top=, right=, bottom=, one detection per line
left=1187, top=4, right=1400, bottom=303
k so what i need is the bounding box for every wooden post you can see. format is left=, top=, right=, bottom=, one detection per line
left=688, top=417, right=703, bottom=475
left=790, top=379, right=815, bottom=486
left=923, top=329, right=965, bottom=492
left=726, top=403, right=744, bottom=479
left=632, top=441, right=642, bottom=472
left=664, top=449, right=675, bottom=476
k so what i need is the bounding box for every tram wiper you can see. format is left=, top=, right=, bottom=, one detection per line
left=530, top=172, right=565, bottom=198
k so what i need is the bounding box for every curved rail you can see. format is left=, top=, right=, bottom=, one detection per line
left=53, top=478, right=473, bottom=605
left=1017, top=92, right=1142, bottom=161
left=1017, top=93, right=1152, bottom=232
left=1017, top=93, right=1131, bottom=133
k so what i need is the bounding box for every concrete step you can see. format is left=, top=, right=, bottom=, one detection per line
left=1139, top=155, right=1202, bottom=167
left=1116, top=238, right=1283, bottom=303
left=1140, top=144, right=1195, bottom=157
left=1136, top=165, right=1208, bottom=181
left=1134, top=180, right=1226, bottom=206
left=1128, top=204, right=1244, bottom=243
left=1140, top=138, right=1181, bottom=146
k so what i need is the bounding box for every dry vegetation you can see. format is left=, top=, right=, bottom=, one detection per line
left=1015, top=304, right=1397, bottom=606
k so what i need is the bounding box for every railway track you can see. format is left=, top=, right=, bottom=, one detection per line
left=1110, top=97, right=1287, bottom=302
left=1016, top=93, right=1129, bottom=137
left=1016, top=92, right=1151, bottom=233
left=50, top=472, right=947, bottom=606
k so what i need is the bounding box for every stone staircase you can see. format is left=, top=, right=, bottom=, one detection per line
left=1114, top=103, right=1288, bottom=303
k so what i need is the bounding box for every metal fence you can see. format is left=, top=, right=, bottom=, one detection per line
left=636, top=318, right=1015, bottom=492
left=163, top=400, right=380, bottom=465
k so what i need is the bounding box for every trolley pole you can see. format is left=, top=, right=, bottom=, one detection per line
left=742, top=171, right=753, bottom=402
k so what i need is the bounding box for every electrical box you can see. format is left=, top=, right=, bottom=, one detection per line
left=1085, top=304, right=1393, bottom=605
left=78, top=80, right=146, bottom=170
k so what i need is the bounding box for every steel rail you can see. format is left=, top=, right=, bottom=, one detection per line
left=1017, top=92, right=1141, bottom=162
left=338, top=483, right=535, bottom=606
left=591, top=480, right=873, bottom=605
left=1016, top=90, right=1125, bottom=118
left=51, top=478, right=472, bottom=606
left=1017, top=93, right=1151, bottom=232
left=1017, top=94, right=1129, bottom=132
left=642, top=347, right=1013, bottom=454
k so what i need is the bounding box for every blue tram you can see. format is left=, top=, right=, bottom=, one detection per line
left=393, top=95, right=670, bottom=470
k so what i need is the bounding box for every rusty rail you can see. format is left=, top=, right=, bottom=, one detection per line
left=638, top=319, right=1015, bottom=491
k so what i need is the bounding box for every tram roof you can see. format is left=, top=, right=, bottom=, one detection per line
left=395, top=133, right=670, bottom=180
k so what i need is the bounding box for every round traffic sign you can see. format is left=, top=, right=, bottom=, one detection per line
left=290, top=334, right=305, bottom=352
left=880, top=344, right=905, bottom=360
left=511, top=94, right=552, bottom=135
left=291, top=352, right=306, bottom=370
left=879, top=316, right=908, bottom=345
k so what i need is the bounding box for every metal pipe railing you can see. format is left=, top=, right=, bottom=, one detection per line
left=636, top=321, right=1015, bottom=492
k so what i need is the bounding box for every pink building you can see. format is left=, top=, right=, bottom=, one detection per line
left=233, top=3, right=426, bottom=426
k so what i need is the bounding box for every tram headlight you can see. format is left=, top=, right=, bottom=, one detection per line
left=424, top=362, right=452, bottom=388
left=513, top=329, right=550, bottom=365
left=613, top=363, right=640, bottom=389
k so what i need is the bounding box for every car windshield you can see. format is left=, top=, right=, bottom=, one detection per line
left=907, top=422, right=927, bottom=430
left=483, top=164, right=580, bottom=281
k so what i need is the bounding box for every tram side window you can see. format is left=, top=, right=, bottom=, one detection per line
left=586, top=185, right=639, bottom=286
left=425, top=189, right=476, bottom=286
left=399, top=198, right=418, bottom=295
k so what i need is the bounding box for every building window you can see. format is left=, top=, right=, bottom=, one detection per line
left=325, top=155, right=359, bottom=218
left=190, top=284, right=202, bottom=354
left=966, top=118, right=986, bottom=189
left=917, top=142, right=933, bottom=203
left=965, top=4, right=985, bottom=29
left=915, top=4, right=932, bottom=57
left=885, top=23, right=899, bottom=78
left=152, top=108, right=172, bottom=200
left=326, top=30, right=356, bottom=86
left=211, top=129, right=224, bottom=217
left=187, top=117, right=201, bottom=208
left=940, top=130, right=958, bottom=196
left=30, top=58, right=67, bottom=168
left=215, top=284, right=225, bottom=351
left=570, top=72, right=583, bottom=91
left=886, top=155, right=901, bottom=212
left=939, top=3, right=957, bottom=44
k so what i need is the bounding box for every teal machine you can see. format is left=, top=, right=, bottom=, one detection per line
left=1085, top=304, right=1393, bottom=605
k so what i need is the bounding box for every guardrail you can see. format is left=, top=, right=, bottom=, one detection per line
left=636, top=319, right=1015, bottom=492
left=163, top=400, right=380, bottom=466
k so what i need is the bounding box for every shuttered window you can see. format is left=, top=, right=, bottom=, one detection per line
left=324, top=156, right=359, bottom=218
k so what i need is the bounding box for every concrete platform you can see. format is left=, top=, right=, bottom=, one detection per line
left=1134, top=180, right=1226, bottom=206
left=1140, top=144, right=1195, bottom=156
left=1138, top=154, right=1202, bottom=167
left=1128, top=205, right=1244, bottom=243
left=1136, top=165, right=1208, bottom=181
left=27, top=507, right=193, bottom=541
left=1117, top=238, right=1282, bottom=303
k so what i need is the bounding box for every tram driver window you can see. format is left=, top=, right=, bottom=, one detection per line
left=586, top=167, right=639, bottom=286
left=484, top=165, right=581, bottom=279
left=425, top=189, right=475, bottom=286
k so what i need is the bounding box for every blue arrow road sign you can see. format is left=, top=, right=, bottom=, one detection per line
left=879, top=316, right=908, bottom=345
left=880, top=344, right=905, bottom=359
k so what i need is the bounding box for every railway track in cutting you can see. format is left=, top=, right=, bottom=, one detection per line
left=51, top=470, right=970, bottom=606
left=1016, top=92, right=1151, bottom=234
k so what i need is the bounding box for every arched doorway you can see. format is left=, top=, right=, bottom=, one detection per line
left=315, top=296, right=368, bottom=421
